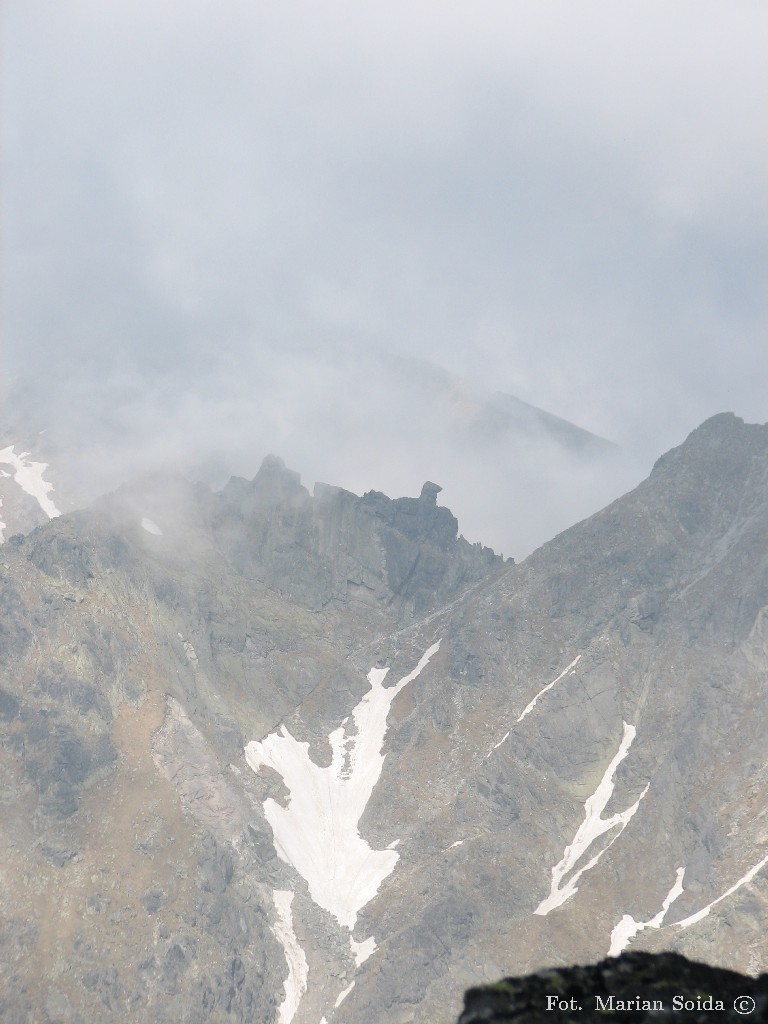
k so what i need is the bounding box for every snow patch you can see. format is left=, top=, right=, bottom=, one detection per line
left=535, top=721, right=648, bottom=915
left=272, top=889, right=308, bottom=1024
left=608, top=867, right=685, bottom=955
left=449, top=839, right=465, bottom=849
left=141, top=516, right=163, bottom=535
left=517, top=655, right=581, bottom=723
left=245, top=642, right=441, bottom=929
left=334, top=981, right=355, bottom=1008
left=488, top=655, right=582, bottom=756
left=350, top=934, right=376, bottom=966
left=0, top=445, right=60, bottom=519
left=676, top=852, right=768, bottom=929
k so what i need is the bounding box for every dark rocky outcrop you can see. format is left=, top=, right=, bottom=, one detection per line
left=458, top=952, right=768, bottom=1022
left=211, top=455, right=503, bottom=618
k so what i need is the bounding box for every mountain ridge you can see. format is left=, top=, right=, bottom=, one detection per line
left=0, top=352, right=626, bottom=558
left=1, top=412, right=767, bottom=1023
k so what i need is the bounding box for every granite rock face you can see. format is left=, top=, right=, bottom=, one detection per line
left=458, top=952, right=768, bottom=1022
left=1, top=414, right=768, bottom=1024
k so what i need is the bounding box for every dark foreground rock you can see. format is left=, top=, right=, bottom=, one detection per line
left=458, top=952, right=768, bottom=1022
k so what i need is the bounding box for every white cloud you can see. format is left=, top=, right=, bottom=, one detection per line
left=1, top=1, right=765, bottom=552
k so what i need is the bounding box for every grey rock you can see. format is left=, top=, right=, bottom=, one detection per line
left=1, top=415, right=768, bottom=1024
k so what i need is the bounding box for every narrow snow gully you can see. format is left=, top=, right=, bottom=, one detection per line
left=676, top=853, right=768, bottom=929
left=272, top=890, right=308, bottom=1024
left=608, top=867, right=685, bottom=955
left=517, top=654, right=582, bottom=724
left=535, top=721, right=649, bottom=916
left=489, top=654, right=582, bottom=755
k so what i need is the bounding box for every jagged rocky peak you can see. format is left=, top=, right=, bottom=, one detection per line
left=359, top=478, right=461, bottom=552
left=651, top=412, right=768, bottom=483
left=226, top=454, right=310, bottom=508
left=210, top=457, right=504, bottom=618
left=420, top=480, right=442, bottom=502
left=529, top=411, right=768, bottom=620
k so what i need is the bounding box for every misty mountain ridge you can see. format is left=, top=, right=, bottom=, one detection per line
left=379, top=353, right=615, bottom=453
left=0, top=351, right=627, bottom=558
left=1, top=412, right=768, bottom=1023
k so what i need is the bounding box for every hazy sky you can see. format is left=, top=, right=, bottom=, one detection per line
left=2, top=1, right=766, bottom=555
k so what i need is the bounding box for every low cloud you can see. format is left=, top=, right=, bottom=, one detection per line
left=1, top=1, right=765, bottom=556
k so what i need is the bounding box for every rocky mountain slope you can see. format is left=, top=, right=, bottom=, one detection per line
left=1, top=413, right=767, bottom=1023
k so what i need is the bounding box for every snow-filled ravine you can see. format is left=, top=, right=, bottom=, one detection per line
left=271, top=889, right=308, bottom=1024
left=676, top=852, right=768, bottom=929
left=609, top=867, right=685, bottom=955
left=245, top=642, right=440, bottom=931
left=490, top=654, right=582, bottom=754
left=517, top=654, right=581, bottom=724
left=0, top=445, right=61, bottom=524
left=609, top=849, right=768, bottom=954
left=535, top=721, right=649, bottom=916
